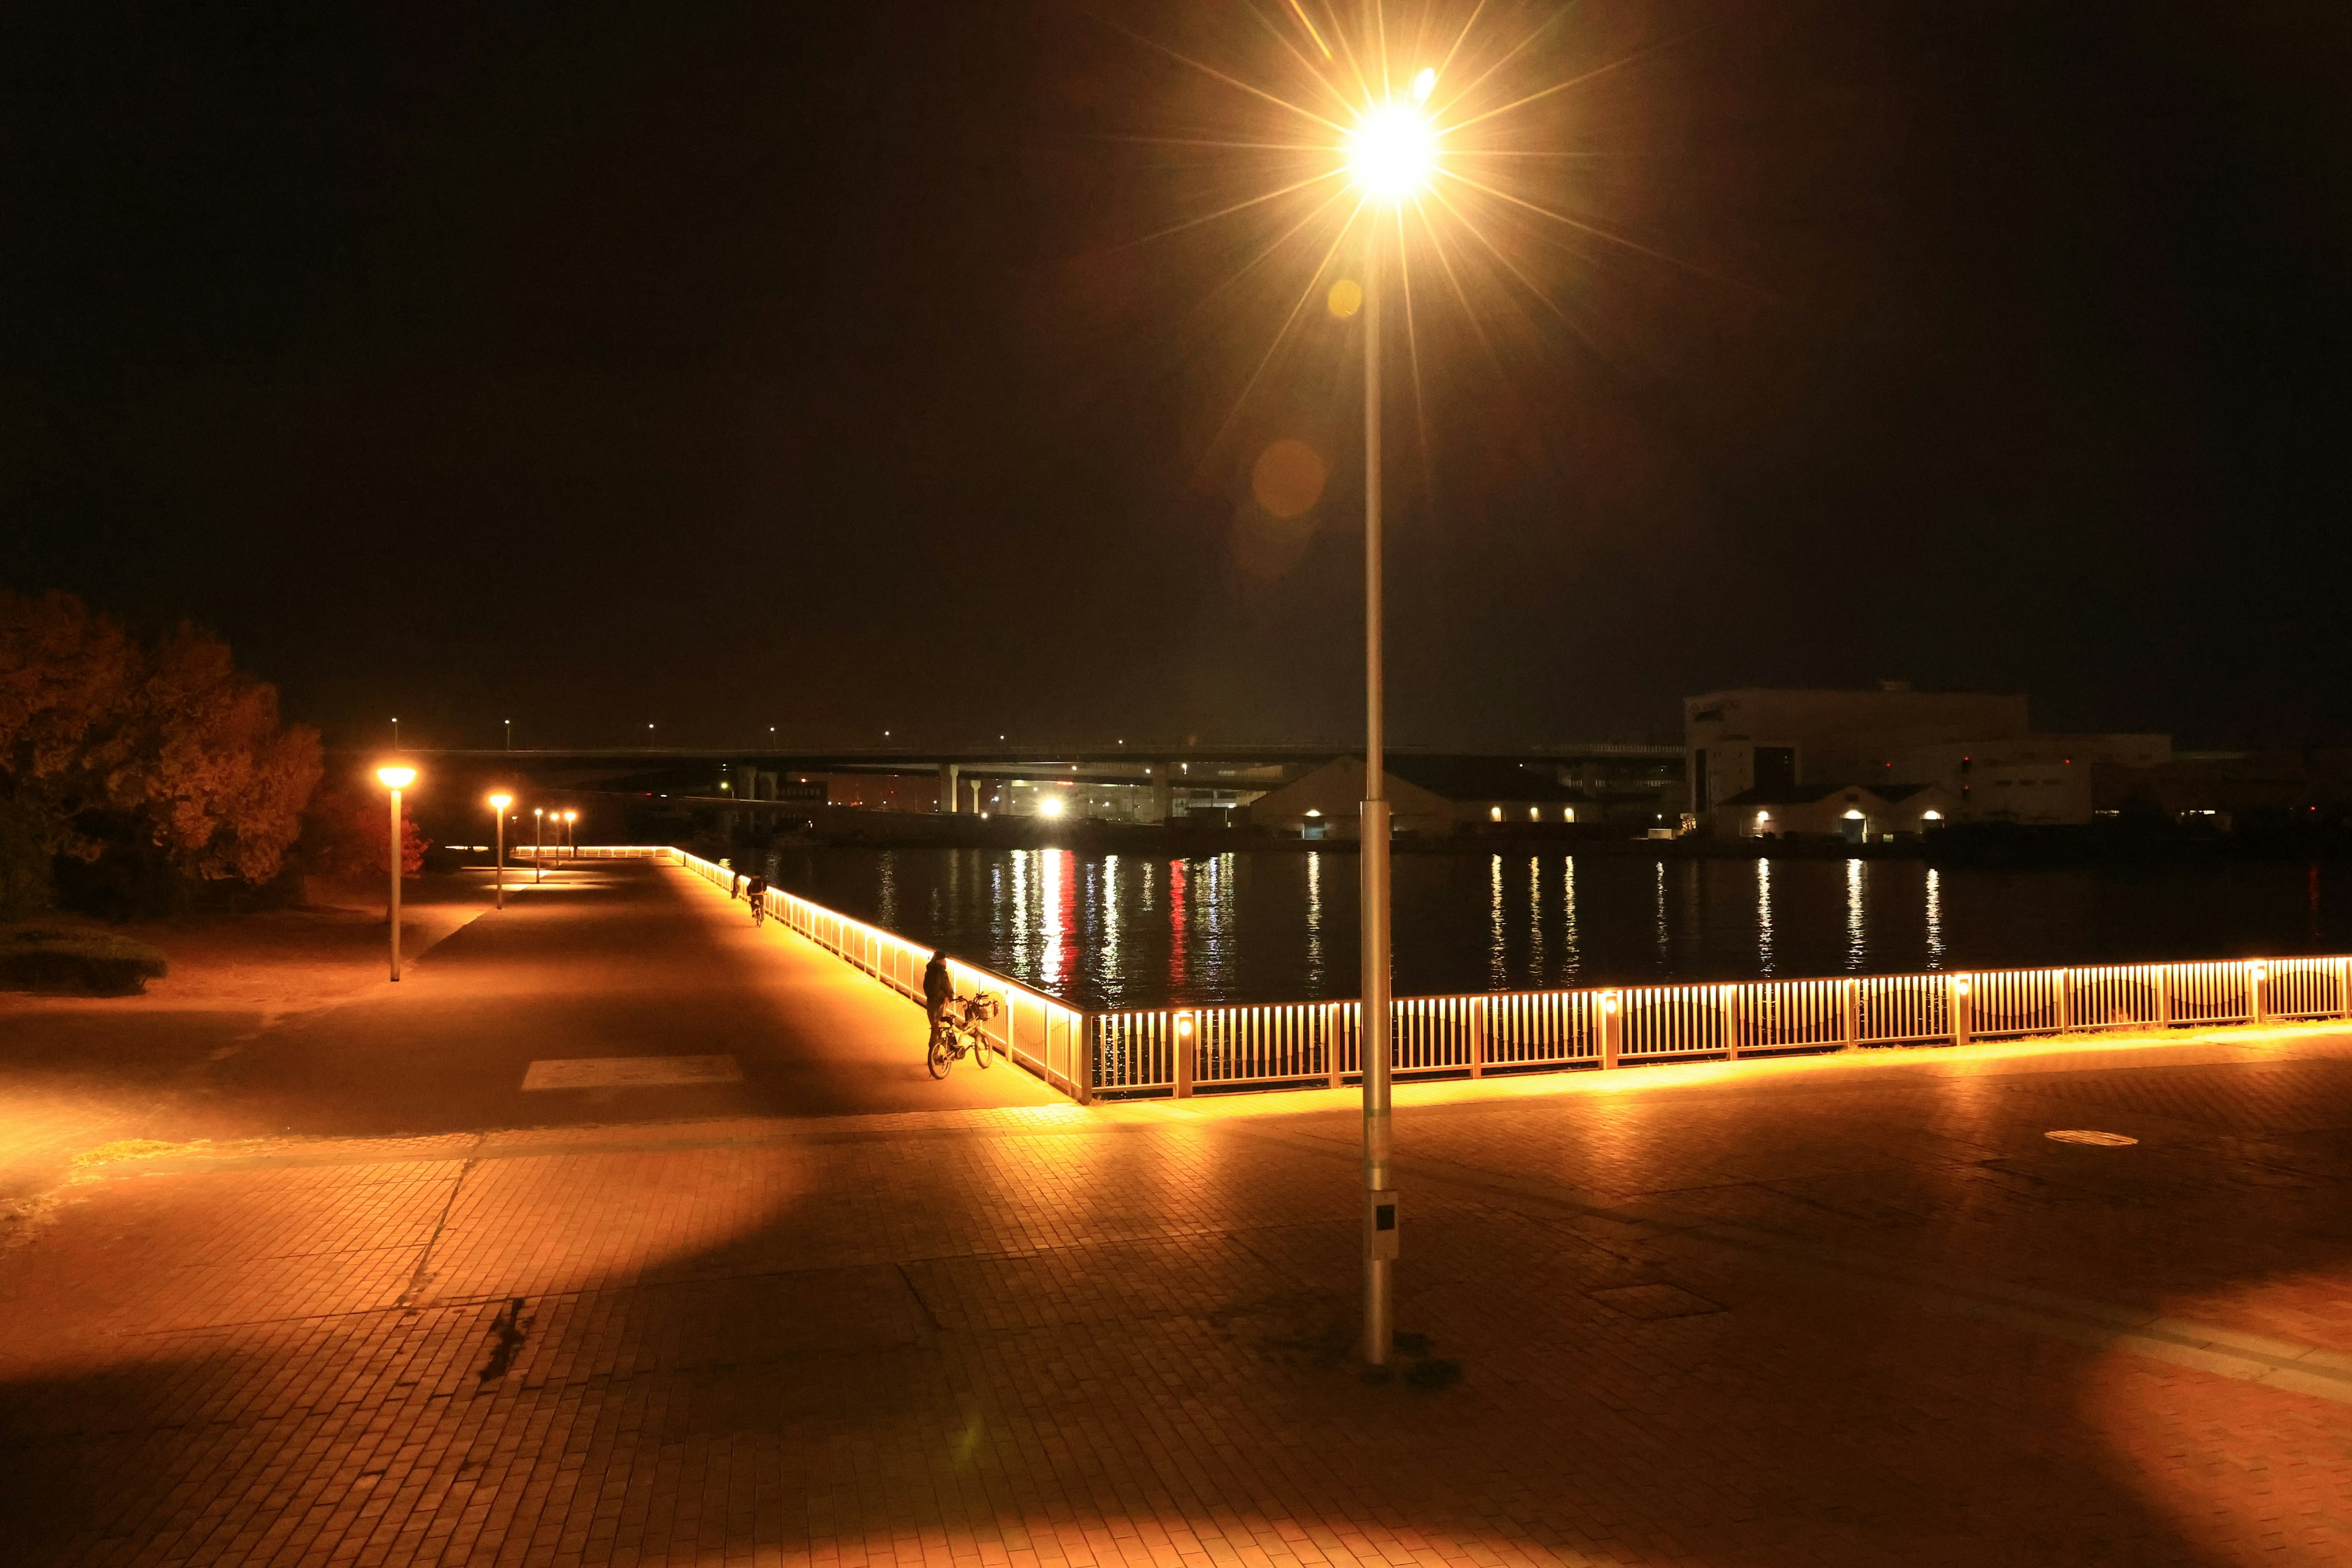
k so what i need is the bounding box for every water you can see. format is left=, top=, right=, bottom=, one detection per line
left=766, top=846, right=2345, bottom=1013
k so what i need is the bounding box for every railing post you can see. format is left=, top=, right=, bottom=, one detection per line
left=2250, top=960, right=2267, bottom=1025
left=1174, top=1012, right=1194, bottom=1099
left=1468, top=997, right=1487, bottom=1078
left=1327, top=1003, right=1343, bottom=1089
left=2156, top=963, right=2173, bottom=1028
left=1842, top=978, right=1860, bottom=1050
left=1951, top=975, right=1972, bottom=1048
left=1722, top=986, right=1740, bottom=1061
left=2055, top=968, right=2073, bottom=1035
left=1074, top=1016, right=1094, bottom=1104
left=1600, top=990, right=1621, bottom=1069
left=2340, top=956, right=2350, bottom=1019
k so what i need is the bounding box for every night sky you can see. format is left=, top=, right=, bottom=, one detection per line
left=7, top=2, right=2350, bottom=753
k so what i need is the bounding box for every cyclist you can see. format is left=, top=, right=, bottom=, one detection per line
left=924, top=950, right=952, bottom=1052
left=744, top=873, right=767, bottom=925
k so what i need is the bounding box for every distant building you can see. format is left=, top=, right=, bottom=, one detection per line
left=1244, top=758, right=1454, bottom=839
left=1684, top=684, right=2168, bottom=835
left=1717, top=782, right=1959, bottom=844
left=1243, top=756, right=1597, bottom=839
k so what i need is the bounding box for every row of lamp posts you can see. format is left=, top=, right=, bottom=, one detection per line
left=371, top=763, right=575, bottom=981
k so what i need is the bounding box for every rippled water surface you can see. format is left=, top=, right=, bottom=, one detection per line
left=765, top=846, right=2350, bottom=1012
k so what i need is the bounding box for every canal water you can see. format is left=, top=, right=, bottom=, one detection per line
left=765, top=846, right=2347, bottom=1013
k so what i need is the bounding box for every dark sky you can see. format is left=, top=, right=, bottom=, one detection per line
left=6, top=1, right=2350, bottom=752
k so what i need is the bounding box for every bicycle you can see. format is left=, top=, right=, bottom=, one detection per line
left=926, top=992, right=1003, bottom=1079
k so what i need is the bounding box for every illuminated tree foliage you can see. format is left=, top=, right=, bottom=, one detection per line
left=0, top=591, right=322, bottom=916
left=301, top=774, right=428, bottom=882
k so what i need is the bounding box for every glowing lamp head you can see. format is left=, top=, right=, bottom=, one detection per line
left=1345, top=95, right=1436, bottom=203
left=1038, top=795, right=1066, bottom=818
left=563, top=811, right=576, bottom=823
left=488, top=793, right=512, bottom=811
left=376, top=766, right=416, bottom=790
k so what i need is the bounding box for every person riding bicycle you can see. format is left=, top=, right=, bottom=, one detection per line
left=924, top=949, right=953, bottom=1046
left=744, top=873, right=767, bottom=922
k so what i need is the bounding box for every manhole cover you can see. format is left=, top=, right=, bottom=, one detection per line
left=2045, top=1129, right=2138, bottom=1147
left=1589, top=1283, right=1724, bottom=1321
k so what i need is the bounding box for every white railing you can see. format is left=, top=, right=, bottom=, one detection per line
left=1094, top=953, right=2351, bottom=1098
left=604, top=847, right=2352, bottom=1106
left=510, top=845, right=665, bottom=861
left=665, top=848, right=1095, bottom=1102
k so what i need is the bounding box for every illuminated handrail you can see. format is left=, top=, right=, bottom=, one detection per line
left=1095, top=953, right=2350, bottom=1098
left=665, top=848, right=1095, bottom=1102
left=625, top=849, right=2351, bottom=1106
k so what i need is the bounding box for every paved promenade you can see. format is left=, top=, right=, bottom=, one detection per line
left=3, top=863, right=2350, bottom=1566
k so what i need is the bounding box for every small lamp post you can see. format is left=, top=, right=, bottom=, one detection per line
left=376, top=765, right=417, bottom=980
left=564, top=810, right=578, bottom=859
left=533, top=807, right=545, bottom=884
left=488, top=793, right=513, bottom=909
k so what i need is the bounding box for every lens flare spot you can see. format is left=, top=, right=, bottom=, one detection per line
left=1250, top=438, right=1327, bottom=519
left=1231, top=502, right=1316, bottom=581
left=1327, top=277, right=1363, bottom=318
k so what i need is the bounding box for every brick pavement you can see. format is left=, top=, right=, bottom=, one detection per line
left=4, top=1029, right=2351, bottom=1566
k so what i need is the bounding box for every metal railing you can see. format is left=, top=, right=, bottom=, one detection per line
left=510, top=845, right=664, bottom=861
left=664, top=848, right=1095, bottom=1101
left=588, top=847, right=2352, bottom=1106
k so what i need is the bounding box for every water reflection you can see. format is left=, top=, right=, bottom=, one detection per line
left=1527, top=856, right=1545, bottom=981
left=1844, top=859, right=1866, bottom=971
left=771, top=846, right=2352, bottom=1012
left=1305, top=852, right=1325, bottom=992
left=1924, top=866, right=1944, bottom=967
left=1488, top=855, right=1507, bottom=989
left=1561, top=856, right=1581, bottom=984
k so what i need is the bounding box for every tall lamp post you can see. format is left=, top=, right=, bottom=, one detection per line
left=488, top=793, right=512, bottom=910
left=533, top=807, right=545, bottom=884
left=564, top=809, right=578, bottom=859
left=376, top=765, right=417, bottom=981
left=1343, top=67, right=1438, bottom=1369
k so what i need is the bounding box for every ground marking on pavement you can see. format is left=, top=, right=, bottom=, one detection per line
left=2045, top=1129, right=2138, bottom=1146
left=521, top=1055, right=744, bottom=1090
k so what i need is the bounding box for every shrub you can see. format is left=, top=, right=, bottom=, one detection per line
left=0, top=925, right=170, bottom=996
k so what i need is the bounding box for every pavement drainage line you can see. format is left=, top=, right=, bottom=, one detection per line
left=393, top=1136, right=486, bottom=1310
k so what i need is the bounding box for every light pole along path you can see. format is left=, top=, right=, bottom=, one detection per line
left=1345, top=69, right=1437, bottom=1369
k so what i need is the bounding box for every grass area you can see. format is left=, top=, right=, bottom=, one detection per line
left=0, top=924, right=171, bottom=996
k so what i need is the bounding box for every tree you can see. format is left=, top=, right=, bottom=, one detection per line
left=300, top=773, right=428, bottom=882
left=0, top=591, right=322, bottom=915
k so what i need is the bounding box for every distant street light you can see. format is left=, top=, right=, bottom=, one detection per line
left=563, top=809, right=578, bottom=859
left=533, top=807, right=545, bottom=883
left=503, top=718, right=512, bottom=751
left=391, top=717, right=401, bottom=750
left=376, top=765, right=417, bottom=980
left=488, top=793, right=513, bottom=909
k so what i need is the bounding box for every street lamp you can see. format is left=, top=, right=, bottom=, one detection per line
left=375, top=765, right=417, bottom=979
left=504, top=718, right=512, bottom=750
left=1343, top=67, right=1437, bottom=1370
left=533, top=807, right=545, bottom=883
left=487, top=793, right=513, bottom=909
left=563, top=809, right=578, bottom=858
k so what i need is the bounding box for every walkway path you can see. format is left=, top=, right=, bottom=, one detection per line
left=4, top=862, right=2351, bottom=1564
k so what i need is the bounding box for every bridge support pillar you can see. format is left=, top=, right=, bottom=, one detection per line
left=1153, top=772, right=1174, bottom=824
left=938, top=762, right=960, bottom=813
